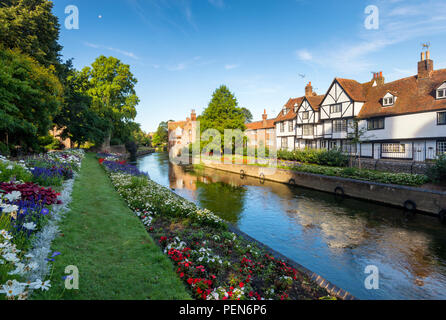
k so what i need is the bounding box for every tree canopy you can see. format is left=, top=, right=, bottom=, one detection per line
left=0, top=47, right=63, bottom=152
left=0, top=0, right=62, bottom=67
left=77, top=55, right=139, bottom=142
left=200, top=85, right=246, bottom=134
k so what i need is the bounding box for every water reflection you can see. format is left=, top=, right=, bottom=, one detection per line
left=138, top=153, right=446, bottom=300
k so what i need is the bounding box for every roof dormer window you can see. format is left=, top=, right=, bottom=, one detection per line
left=437, top=82, right=446, bottom=99
left=383, top=92, right=396, bottom=107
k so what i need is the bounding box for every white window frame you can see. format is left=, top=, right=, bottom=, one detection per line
left=382, top=143, right=406, bottom=154
left=302, top=111, right=309, bottom=120
left=438, top=112, right=446, bottom=125
left=303, top=125, right=314, bottom=136
left=333, top=119, right=347, bottom=133
left=437, top=89, right=446, bottom=99
left=383, top=95, right=395, bottom=107
left=437, top=141, right=446, bottom=155
left=330, top=103, right=342, bottom=114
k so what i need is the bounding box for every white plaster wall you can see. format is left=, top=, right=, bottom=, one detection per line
left=359, top=111, right=446, bottom=141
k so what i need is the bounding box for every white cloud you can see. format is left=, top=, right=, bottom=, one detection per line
left=84, top=42, right=139, bottom=60
left=225, top=64, right=239, bottom=70
left=294, top=0, right=446, bottom=75
left=296, top=49, right=312, bottom=61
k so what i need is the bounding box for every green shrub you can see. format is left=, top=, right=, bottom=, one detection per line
left=282, top=163, right=429, bottom=186
left=0, top=161, right=33, bottom=183
left=277, top=148, right=348, bottom=167
left=427, top=154, right=446, bottom=185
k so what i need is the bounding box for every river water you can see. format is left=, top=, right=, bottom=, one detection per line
left=137, top=152, right=446, bottom=300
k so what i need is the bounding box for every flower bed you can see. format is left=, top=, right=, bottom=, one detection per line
left=101, top=158, right=335, bottom=300
left=0, top=149, right=84, bottom=300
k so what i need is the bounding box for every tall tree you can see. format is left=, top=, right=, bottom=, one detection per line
left=0, top=47, right=63, bottom=153
left=0, top=0, right=62, bottom=67
left=77, top=55, right=139, bottom=142
left=199, top=85, right=246, bottom=153
left=240, top=107, right=253, bottom=123
left=200, top=85, right=246, bottom=133
left=54, top=61, right=110, bottom=147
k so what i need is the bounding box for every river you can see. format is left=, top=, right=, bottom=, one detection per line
left=137, top=152, right=446, bottom=300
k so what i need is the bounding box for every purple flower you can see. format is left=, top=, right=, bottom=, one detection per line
left=41, top=208, right=50, bottom=215
left=51, top=252, right=61, bottom=258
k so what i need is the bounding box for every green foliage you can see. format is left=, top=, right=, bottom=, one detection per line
left=427, top=154, right=446, bottom=185
left=77, top=55, right=139, bottom=138
left=0, top=161, right=32, bottom=183
left=0, top=0, right=62, bottom=67
left=240, top=107, right=253, bottom=123
left=282, top=163, right=429, bottom=186
left=199, top=85, right=246, bottom=153
left=152, top=121, right=169, bottom=147
left=277, top=149, right=349, bottom=167
left=0, top=47, right=63, bottom=153
left=54, top=61, right=110, bottom=148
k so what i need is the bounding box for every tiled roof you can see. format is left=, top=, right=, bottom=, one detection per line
left=359, top=68, right=446, bottom=118
left=305, top=95, right=325, bottom=111
left=336, top=78, right=368, bottom=101
left=245, top=119, right=275, bottom=130
left=274, top=97, right=304, bottom=123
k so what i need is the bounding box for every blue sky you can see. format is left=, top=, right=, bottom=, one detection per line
left=52, top=0, right=446, bottom=132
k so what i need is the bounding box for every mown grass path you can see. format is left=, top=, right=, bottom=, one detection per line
left=33, top=153, right=190, bottom=300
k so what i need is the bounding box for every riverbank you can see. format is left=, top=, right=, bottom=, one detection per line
left=32, top=153, right=190, bottom=300
left=199, top=161, right=446, bottom=217
left=101, top=156, right=344, bottom=300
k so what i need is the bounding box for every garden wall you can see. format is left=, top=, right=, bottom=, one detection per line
left=202, top=161, right=446, bottom=216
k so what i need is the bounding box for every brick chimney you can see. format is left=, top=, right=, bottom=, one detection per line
left=418, top=50, right=434, bottom=79
left=262, top=109, right=268, bottom=127
left=372, top=71, right=385, bottom=86
left=191, top=109, right=197, bottom=121
left=305, top=82, right=313, bottom=96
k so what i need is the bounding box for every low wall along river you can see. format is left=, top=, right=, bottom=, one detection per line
left=137, top=153, right=446, bottom=300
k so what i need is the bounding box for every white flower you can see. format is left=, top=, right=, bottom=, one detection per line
left=2, top=253, right=19, bottom=263
left=6, top=165, right=13, bottom=170
left=4, top=191, right=21, bottom=202
left=0, top=280, right=26, bottom=297
left=31, top=279, right=51, bottom=291
left=1, top=230, right=13, bottom=240
left=8, top=263, right=26, bottom=276
left=23, top=222, right=37, bottom=231
left=1, top=204, right=18, bottom=214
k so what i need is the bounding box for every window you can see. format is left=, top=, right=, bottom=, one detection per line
left=280, top=122, right=284, bottom=132
left=438, top=112, right=446, bottom=125
left=302, top=111, right=309, bottom=120
left=382, top=143, right=406, bottom=153
left=333, top=120, right=347, bottom=133
left=437, top=141, right=446, bottom=155
left=330, top=104, right=342, bottom=114
left=383, top=96, right=394, bottom=106
left=329, top=141, right=338, bottom=150
left=367, top=118, right=385, bottom=130
left=281, top=137, right=288, bottom=149
left=288, top=121, right=294, bottom=132
left=303, top=125, right=314, bottom=136
left=437, top=89, right=446, bottom=99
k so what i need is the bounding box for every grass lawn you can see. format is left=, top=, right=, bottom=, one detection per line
left=32, top=153, right=190, bottom=300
